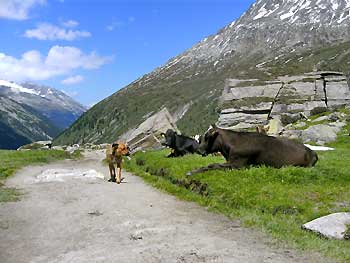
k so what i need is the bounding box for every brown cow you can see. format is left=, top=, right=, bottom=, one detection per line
left=186, top=125, right=318, bottom=176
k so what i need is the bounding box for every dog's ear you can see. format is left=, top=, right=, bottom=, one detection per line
left=112, top=142, right=119, bottom=148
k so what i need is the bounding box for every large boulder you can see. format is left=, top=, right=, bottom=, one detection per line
left=17, top=140, right=52, bottom=150
left=301, top=122, right=346, bottom=144
left=302, top=212, right=350, bottom=240
left=119, top=107, right=179, bottom=151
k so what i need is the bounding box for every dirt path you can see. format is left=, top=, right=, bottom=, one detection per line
left=0, top=151, right=330, bottom=263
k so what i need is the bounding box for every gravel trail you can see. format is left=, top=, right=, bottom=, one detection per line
left=0, top=151, right=331, bottom=263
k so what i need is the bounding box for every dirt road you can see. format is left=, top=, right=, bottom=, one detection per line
left=0, top=151, right=330, bottom=263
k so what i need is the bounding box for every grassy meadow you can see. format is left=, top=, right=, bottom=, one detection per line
left=0, top=149, right=80, bottom=202
left=124, top=131, right=350, bottom=261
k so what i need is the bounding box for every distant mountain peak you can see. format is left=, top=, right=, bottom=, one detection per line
left=0, top=79, right=40, bottom=96
left=247, top=0, right=350, bottom=25
left=0, top=79, right=86, bottom=149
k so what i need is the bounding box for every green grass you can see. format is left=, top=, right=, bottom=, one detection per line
left=125, top=134, right=350, bottom=262
left=0, top=149, right=81, bottom=202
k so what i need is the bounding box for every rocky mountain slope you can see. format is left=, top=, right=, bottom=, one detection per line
left=54, top=0, right=350, bottom=145
left=0, top=80, right=86, bottom=149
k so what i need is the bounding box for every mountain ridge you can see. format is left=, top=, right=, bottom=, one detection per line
left=0, top=80, right=86, bottom=149
left=53, top=0, right=350, bottom=145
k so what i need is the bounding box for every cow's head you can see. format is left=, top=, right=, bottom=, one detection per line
left=160, top=129, right=176, bottom=147
left=198, top=125, right=220, bottom=156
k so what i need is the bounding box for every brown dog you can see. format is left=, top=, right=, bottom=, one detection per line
left=106, top=142, right=130, bottom=184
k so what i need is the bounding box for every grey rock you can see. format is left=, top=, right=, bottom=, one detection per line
left=312, top=116, right=329, bottom=122
left=218, top=112, right=269, bottom=129
left=301, top=124, right=337, bottom=144
left=281, top=130, right=302, bottom=140
left=328, top=121, right=346, bottom=132
left=120, top=108, right=179, bottom=151
left=220, top=71, right=350, bottom=130
left=302, top=212, right=350, bottom=240
left=221, top=102, right=273, bottom=114
left=229, top=84, right=281, bottom=100
left=18, top=141, right=52, bottom=150
left=294, top=122, right=306, bottom=128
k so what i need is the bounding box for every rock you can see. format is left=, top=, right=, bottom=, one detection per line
left=65, top=145, right=80, bottom=154
left=301, top=124, right=338, bottom=144
left=227, top=83, right=281, bottom=100
left=294, top=122, right=306, bottom=128
left=281, top=129, right=302, bottom=140
left=119, top=107, right=179, bottom=151
left=312, top=116, right=329, bottom=122
left=328, top=112, right=341, bottom=122
left=52, top=146, right=64, bottom=151
left=328, top=121, right=346, bottom=132
left=218, top=112, right=268, bottom=129
left=219, top=72, right=350, bottom=130
left=302, top=212, right=350, bottom=240
left=266, top=118, right=283, bottom=136
left=17, top=140, right=52, bottom=150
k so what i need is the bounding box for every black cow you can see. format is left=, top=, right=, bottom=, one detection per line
left=161, top=129, right=199, bottom=157
left=187, top=125, right=318, bottom=175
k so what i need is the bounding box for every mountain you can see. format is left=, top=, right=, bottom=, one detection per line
left=0, top=80, right=86, bottom=149
left=54, top=0, right=350, bottom=145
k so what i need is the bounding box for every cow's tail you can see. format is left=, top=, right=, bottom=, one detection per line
left=306, top=148, right=318, bottom=167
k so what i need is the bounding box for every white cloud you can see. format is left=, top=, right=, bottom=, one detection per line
left=24, top=23, right=91, bottom=41
left=61, top=75, right=83, bottom=85
left=0, top=45, right=112, bottom=81
left=0, top=0, right=46, bottom=20
left=61, top=19, right=78, bottom=28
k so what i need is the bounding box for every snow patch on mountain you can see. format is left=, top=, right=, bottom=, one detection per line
left=0, top=79, right=39, bottom=95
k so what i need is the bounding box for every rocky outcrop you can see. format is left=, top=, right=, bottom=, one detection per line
left=119, top=108, right=179, bottom=152
left=218, top=72, right=350, bottom=129
left=18, top=141, right=52, bottom=150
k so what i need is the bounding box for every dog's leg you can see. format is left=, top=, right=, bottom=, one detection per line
left=116, top=167, right=121, bottom=184
left=108, top=162, right=116, bottom=182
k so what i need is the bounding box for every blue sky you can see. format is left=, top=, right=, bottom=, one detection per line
left=0, top=0, right=255, bottom=106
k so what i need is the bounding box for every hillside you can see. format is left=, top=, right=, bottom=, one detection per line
left=54, top=0, right=350, bottom=145
left=0, top=80, right=86, bottom=149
